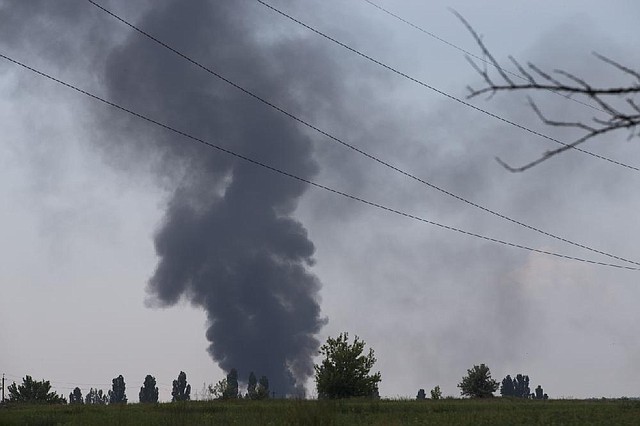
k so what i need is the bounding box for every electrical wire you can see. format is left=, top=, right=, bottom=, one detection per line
left=256, top=0, right=640, bottom=174
left=0, top=52, right=636, bottom=271
left=3, top=373, right=111, bottom=388
left=4, top=373, right=173, bottom=401
left=83, top=0, right=640, bottom=267
left=361, top=0, right=602, bottom=113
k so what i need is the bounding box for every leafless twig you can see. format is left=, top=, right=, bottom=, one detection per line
left=455, top=12, right=640, bottom=171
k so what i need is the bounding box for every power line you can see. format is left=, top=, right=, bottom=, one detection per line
left=0, top=52, right=635, bottom=271
left=3, top=373, right=24, bottom=380
left=256, top=0, right=640, bottom=173
left=5, top=373, right=173, bottom=391
left=51, top=381, right=112, bottom=387
left=361, top=0, right=602, bottom=113
left=83, top=0, right=640, bottom=268
left=54, top=383, right=172, bottom=390
left=2, top=373, right=111, bottom=388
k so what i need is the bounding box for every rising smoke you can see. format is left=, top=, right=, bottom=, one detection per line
left=101, top=1, right=337, bottom=395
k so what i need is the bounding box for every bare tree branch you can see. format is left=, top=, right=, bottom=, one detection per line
left=592, top=52, right=640, bottom=83
left=627, top=98, right=640, bottom=114
left=456, top=14, right=640, bottom=171
left=450, top=9, right=516, bottom=87
left=528, top=97, right=595, bottom=132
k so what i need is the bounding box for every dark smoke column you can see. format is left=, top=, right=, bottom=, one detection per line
left=103, top=1, right=327, bottom=395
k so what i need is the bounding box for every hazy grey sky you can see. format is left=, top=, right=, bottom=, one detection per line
left=1, top=0, right=639, bottom=401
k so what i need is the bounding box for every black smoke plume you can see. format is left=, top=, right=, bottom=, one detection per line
left=102, top=1, right=331, bottom=395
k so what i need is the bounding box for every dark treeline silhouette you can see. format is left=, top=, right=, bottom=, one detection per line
left=69, top=387, right=83, bottom=405
left=3, top=370, right=271, bottom=405
left=416, top=386, right=442, bottom=400
left=85, top=388, right=108, bottom=405
left=172, top=371, right=191, bottom=402
left=500, top=374, right=549, bottom=399
left=109, top=375, right=127, bottom=404
left=534, top=385, right=549, bottom=400
left=139, top=375, right=159, bottom=404
left=209, top=369, right=270, bottom=400
left=501, top=374, right=530, bottom=398
left=6, top=376, right=66, bottom=404
left=4, top=337, right=555, bottom=404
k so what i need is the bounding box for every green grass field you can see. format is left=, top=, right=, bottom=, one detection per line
left=1, top=398, right=639, bottom=425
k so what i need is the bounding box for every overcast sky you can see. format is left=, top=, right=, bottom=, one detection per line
left=2, top=0, right=640, bottom=401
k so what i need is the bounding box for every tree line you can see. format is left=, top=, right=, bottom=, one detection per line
left=4, top=369, right=271, bottom=405
left=449, top=364, right=548, bottom=400
left=208, top=369, right=270, bottom=400
left=4, top=332, right=548, bottom=403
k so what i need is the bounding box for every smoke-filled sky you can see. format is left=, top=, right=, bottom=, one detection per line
left=1, top=0, right=640, bottom=401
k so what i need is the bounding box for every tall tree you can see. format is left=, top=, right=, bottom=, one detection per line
left=7, top=376, right=66, bottom=404
left=209, top=379, right=229, bottom=400
left=256, top=376, right=270, bottom=400
left=501, top=374, right=531, bottom=398
left=246, top=372, right=257, bottom=400
left=109, top=375, right=127, bottom=404
left=139, top=375, right=159, bottom=403
left=207, top=369, right=247, bottom=400
left=430, top=385, right=442, bottom=400
left=172, top=371, right=191, bottom=402
left=69, top=387, right=83, bottom=405
left=500, top=375, right=515, bottom=397
left=314, top=332, right=382, bottom=399
left=534, top=385, right=549, bottom=400
left=85, top=388, right=108, bottom=405
left=224, top=369, right=239, bottom=400
left=458, top=364, right=499, bottom=398
left=513, top=374, right=530, bottom=399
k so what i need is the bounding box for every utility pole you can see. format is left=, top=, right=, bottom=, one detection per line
left=2, top=373, right=4, bottom=403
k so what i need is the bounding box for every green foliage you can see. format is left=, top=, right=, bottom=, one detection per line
left=207, top=369, right=247, bottom=401
left=458, top=364, right=499, bottom=398
left=225, top=369, right=239, bottom=399
left=7, top=376, right=66, bottom=404
left=85, top=388, right=108, bottom=405
left=256, top=376, right=270, bottom=400
left=171, top=371, right=191, bottom=402
left=109, top=375, right=127, bottom=404
left=208, top=379, right=228, bottom=400
left=314, top=332, right=382, bottom=399
left=69, top=387, right=84, bottom=405
left=430, top=385, right=442, bottom=400
left=139, top=375, right=159, bottom=404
